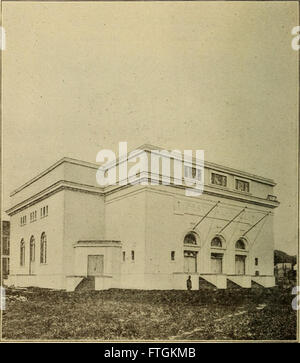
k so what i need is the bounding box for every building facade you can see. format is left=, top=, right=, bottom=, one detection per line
left=1, top=220, right=10, bottom=282
left=6, top=145, right=279, bottom=291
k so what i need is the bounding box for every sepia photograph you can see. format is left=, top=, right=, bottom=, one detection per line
left=0, top=0, right=299, bottom=344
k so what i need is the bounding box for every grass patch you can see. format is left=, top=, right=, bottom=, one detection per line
left=2, top=286, right=297, bottom=341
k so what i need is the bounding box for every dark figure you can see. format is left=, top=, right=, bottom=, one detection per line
left=187, top=275, right=192, bottom=291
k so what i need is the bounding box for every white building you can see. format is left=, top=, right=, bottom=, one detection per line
left=6, top=145, right=279, bottom=291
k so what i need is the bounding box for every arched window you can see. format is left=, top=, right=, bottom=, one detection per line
left=40, top=232, right=47, bottom=264
left=184, top=232, right=197, bottom=245
left=30, top=236, right=35, bottom=262
left=235, top=239, right=246, bottom=250
left=211, top=236, right=222, bottom=248
left=20, top=239, right=25, bottom=266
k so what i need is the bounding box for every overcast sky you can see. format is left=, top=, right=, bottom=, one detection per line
left=2, top=2, right=298, bottom=254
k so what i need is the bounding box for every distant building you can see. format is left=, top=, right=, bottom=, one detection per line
left=1, top=220, right=10, bottom=281
left=6, top=145, right=279, bottom=291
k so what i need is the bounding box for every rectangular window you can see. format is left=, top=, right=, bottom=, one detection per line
left=235, top=179, right=250, bottom=193
left=3, top=237, right=9, bottom=255
left=255, top=271, right=260, bottom=276
left=3, top=258, right=9, bottom=277
left=171, top=251, right=175, bottom=261
left=211, top=173, right=227, bottom=187
left=30, top=211, right=37, bottom=223
left=40, top=206, right=49, bottom=218
left=122, top=251, right=126, bottom=262
left=184, top=166, right=202, bottom=181
left=131, top=250, right=135, bottom=261
left=20, top=215, right=27, bottom=226
left=255, top=258, right=258, bottom=266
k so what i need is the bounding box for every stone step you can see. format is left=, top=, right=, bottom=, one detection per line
left=75, top=276, right=95, bottom=291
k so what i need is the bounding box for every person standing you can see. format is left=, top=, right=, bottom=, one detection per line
left=187, top=275, right=192, bottom=291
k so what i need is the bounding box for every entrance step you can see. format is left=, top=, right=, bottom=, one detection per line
left=251, top=280, right=264, bottom=289
left=198, top=277, right=217, bottom=290
left=227, top=275, right=251, bottom=288
left=75, top=276, right=95, bottom=291
left=227, top=279, right=242, bottom=290
left=199, top=274, right=227, bottom=289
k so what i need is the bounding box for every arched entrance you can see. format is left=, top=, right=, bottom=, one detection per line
left=183, top=232, right=199, bottom=273
left=210, top=236, right=225, bottom=274
left=235, top=238, right=248, bottom=275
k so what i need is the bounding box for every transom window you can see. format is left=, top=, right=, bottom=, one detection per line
left=235, top=239, right=246, bottom=250
left=211, top=173, right=227, bottom=187
left=235, top=179, right=250, bottom=193
left=211, top=237, right=222, bottom=248
left=184, top=232, right=197, bottom=245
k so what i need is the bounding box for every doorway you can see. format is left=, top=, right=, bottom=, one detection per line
left=211, top=253, right=223, bottom=274
left=87, top=255, right=104, bottom=276
left=184, top=251, right=197, bottom=273
left=235, top=255, right=246, bottom=275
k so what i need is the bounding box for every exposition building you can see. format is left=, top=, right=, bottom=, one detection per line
left=6, top=145, right=279, bottom=291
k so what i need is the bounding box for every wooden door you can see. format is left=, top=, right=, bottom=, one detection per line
left=87, top=255, right=104, bottom=276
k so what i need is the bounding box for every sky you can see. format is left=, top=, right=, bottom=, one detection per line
left=2, top=1, right=298, bottom=255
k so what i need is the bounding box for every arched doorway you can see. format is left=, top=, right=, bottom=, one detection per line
left=183, top=232, right=198, bottom=273
left=235, top=238, right=247, bottom=275
left=210, top=236, right=224, bottom=274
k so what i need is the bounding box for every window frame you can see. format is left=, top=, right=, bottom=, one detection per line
left=235, top=239, right=247, bottom=250
left=234, top=177, right=251, bottom=193
left=171, top=251, right=175, bottom=261
left=40, top=232, right=47, bottom=264
left=211, top=236, right=223, bottom=249
left=30, top=236, right=35, bottom=262
left=183, top=232, right=198, bottom=246
left=210, top=171, right=228, bottom=188
left=20, top=239, right=25, bottom=266
left=184, top=165, right=202, bottom=182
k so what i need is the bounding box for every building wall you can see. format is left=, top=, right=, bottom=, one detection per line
left=204, top=167, right=273, bottom=200
left=143, top=185, right=275, bottom=289
left=63, top=189, right=105, bottom=282
left=6, top=153, right=278, bottom=290
left=1, top=221, right=10, bottom=281
left=10, top=163, right=65, bottom=206
left=8, top=191, right=65, bottom=289
left=105, top=186, right=147, bottom=289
